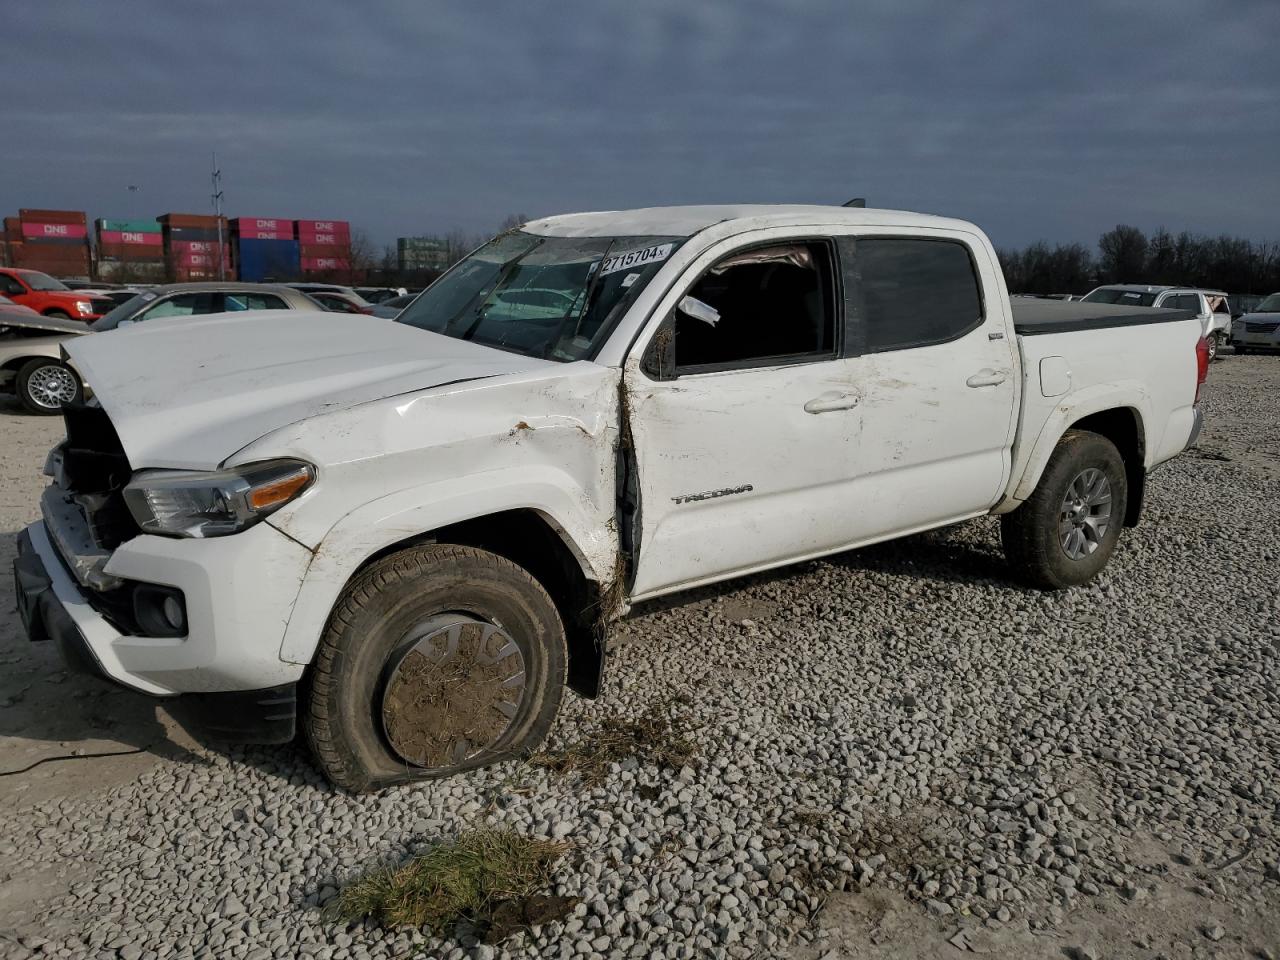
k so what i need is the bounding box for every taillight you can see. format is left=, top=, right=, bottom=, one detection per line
left=1194, top=336, right=1210, bottom=403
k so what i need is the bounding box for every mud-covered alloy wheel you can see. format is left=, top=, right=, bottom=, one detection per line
left=304, top=544, right=567, bottom=792
left=16, top=358, right=83, bottom=414
left=1001, top=429, right=1128, bottom=590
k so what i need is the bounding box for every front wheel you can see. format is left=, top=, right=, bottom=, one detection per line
left=16, top=358, right=83, bottom=414
left=43, top=310, right=72, bottom=320
left=304, top=543, right=567, bottom=792
left=1001, top=430, right=1128, bottom=590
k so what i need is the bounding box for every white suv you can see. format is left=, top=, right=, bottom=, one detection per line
left=1081, top=285, right=1232, bottom=359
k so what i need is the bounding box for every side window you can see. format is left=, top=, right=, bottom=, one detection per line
left=852, top=239, right=983, bottom=352
left=138, top=293, right=215, bottom=321
left=1163, top=294, right=1197, bottom=312
left=225, top=293, right=287, bottom=311
left=0, top=275, right=26, bottom=296
left=665, top=242, right=835, bottom=373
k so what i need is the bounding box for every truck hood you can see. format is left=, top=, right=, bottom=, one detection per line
left=65, top=310, right=555, bottom=469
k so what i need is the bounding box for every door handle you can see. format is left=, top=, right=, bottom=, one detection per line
left=804, top=391, right=860, bottom=414
left=966, top=369, right=1008, bottom=388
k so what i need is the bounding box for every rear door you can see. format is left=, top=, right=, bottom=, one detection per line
left=831, top=232, right=1018, bottom=539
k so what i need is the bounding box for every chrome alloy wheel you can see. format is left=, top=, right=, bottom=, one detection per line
left=26, top=363, right=78, bottom=409
left=1058, top=467, right=1113, bottom=560
left=380, top=614, right=527, bottom=768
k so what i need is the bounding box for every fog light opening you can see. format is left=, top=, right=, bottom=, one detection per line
left=132, top=584, right=188, bottom=638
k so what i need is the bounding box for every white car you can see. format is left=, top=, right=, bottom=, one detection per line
left=15, top=205, right=1207, bottom=791
left=0, top=299, right=87, bottom=413
left=1229, top=292, right=1280, bottom=354
left=1081, top=285, right=1232, bottom=359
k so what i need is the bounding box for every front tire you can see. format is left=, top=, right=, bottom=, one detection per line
left=304, top=544, right=567, bottom=792
left=1001, top=430, right=1128, bottom=590
left=43, top=310, right=72, bottom=320
left=16, top=358, right=83, bottom=414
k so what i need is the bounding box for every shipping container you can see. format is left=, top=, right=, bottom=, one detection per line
left=4, top=217, right=20, bottom=235
left=164, top=226, right=225, bottom=243
left=296, top=219, right=350, bottom=237
left=300, top=256, right=351, bottom=272
left=299, top=242, right=353, bottom=258
left=97, top=260, right=167, bottom=282
left=98, top=230, right=164, bottom=247
left=19, top=208, right=86, bottom=225
left=158, top=212, right=228, bottom=228
left=98, top=218, right=161, bottom=234
left=96, top=242, right=167, bottom=260
left=230, top=217, right=295, bottom=241
left=21, top=221, right=89, bottom=241
left=234, top=238, right=300, bottom=282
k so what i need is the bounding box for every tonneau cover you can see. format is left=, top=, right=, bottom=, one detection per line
left=1012, top=298, right=1195, bottom=336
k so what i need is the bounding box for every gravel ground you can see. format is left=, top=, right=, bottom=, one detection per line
left=1, top=355, right=1278, bottom=960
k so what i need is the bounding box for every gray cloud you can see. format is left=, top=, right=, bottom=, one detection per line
left=4, top=0, right=1278, bottom=249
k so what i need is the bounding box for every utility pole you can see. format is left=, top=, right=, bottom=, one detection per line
left=211, top=152, right=225, bottom=280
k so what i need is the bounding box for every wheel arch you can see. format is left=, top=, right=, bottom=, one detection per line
left=1067, top=407, right=1146, bottom=527
left=282, top=505, right=614, bottom=700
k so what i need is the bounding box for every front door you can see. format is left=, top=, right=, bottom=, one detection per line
left=624, top=238, right=859, bottom=599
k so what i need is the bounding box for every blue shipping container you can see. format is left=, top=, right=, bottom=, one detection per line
left=236, top=238, right=301, bottom=282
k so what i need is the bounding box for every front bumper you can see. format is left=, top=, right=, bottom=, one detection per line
left=13, top=514, right=312, bottom=697
left=13, top=526, right=304, bottom=743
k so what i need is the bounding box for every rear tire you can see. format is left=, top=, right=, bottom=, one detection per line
left=1001, top=430, right=1128, bottom=590
left=1206, top=333, right=1219, bottom=361
left=16, top=358, right=82, bottom=414
left=304, top=543, right=567, bottom=792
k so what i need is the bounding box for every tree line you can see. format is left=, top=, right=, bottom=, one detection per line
left=997, top=226, right=1280, bottom=296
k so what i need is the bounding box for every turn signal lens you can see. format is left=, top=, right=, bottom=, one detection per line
left=247, top=467, right=313, bottom=511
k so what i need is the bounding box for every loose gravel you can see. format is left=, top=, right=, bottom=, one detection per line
left=1, top=355, right=1278, bottom=960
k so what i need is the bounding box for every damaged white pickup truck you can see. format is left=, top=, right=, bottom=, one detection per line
left=14, top=205, right=1208, bottom=791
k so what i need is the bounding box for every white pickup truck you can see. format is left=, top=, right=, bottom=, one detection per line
left=14, top=205, right=1208, bottom=791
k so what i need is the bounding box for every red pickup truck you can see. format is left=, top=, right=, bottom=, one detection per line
left=0, top=268, right=114, bottom=321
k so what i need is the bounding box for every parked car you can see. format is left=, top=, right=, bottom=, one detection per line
left=355, top=286, right=407, bottom=304
left=15, top=204, right=1207, bottom=790
left=307, top=291, right=373, bottom=315
left=1081, top=285, right=1232, bottom=359
left=0, top=267, right=115, bottom=321
left=1230, top=292, right=1280, bottom=354
left=0, top=302, right=87, bottom=413
left=369, top=292, right=417, bottom=318
left=91, top=282, right=317, bottom=331
left=285, top=283, right=374, bottom=310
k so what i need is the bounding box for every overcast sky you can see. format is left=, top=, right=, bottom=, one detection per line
left=5, top=0, right=1277, bottom=250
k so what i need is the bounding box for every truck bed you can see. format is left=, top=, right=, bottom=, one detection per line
left=1012, top=298, right=1195, bottom=336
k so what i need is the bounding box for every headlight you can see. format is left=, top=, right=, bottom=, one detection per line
left=74, top=300, right=93, bottom=315
left=123, top=459, right=314, bottom=538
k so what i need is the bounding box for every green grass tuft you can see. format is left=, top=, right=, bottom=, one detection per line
left=327, top=829, right=569, bottom=935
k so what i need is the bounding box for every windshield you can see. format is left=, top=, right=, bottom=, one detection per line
left=91, top=291, right=154, bottom=331
left=22, top=271, right=69, bottom=292
left=1254, top=293, right=1280, bottom=313
left=1081, top=287, right=1158, bottom=307
left=395, top=232, right=684, bottom=361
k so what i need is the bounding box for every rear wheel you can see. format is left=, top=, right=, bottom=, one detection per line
left=1206, top=333, right=1219, bottom=361
left=304, top=543, right=567, bottom=792
left=15, top=358, right=82, bottom=414
left=1001, top=430, right=1128, bottom=589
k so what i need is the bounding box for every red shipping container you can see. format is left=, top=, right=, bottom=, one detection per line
left=21, top=222, right=88, bottom=240
left=298, top=242, right=352, bottom=258
left=97, top=243, right=166, bottom=260
left=300, top=256, right=350, bottom=272
left=19, top=208, right=86, bottom=225
left=99, top=230, right=164, bottom=247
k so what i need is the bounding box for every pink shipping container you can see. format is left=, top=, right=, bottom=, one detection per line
left=301, top=256, right=350, bottom=272
left=22, top=222, right=88, bottom=240
left=231, top=217, right=295, bottom=241
left=296, top=220, right=350, bottom=244
left=99, top=230, right=163, bottom=247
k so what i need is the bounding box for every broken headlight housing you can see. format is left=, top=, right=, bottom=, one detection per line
left=123, top=459, right=315, bottom=538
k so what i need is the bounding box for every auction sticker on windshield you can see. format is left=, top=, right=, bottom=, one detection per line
left=599, top=243, right=674, bottom=276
